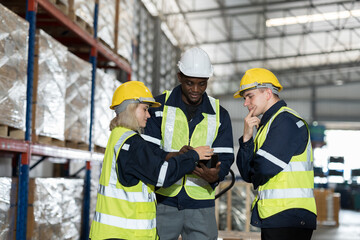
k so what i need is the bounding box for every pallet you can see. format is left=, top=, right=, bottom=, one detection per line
left=0, top=125, right=25, bottom=139
left=65, top=140, right=89, bottom=151
left=35, top=135, right=65, bottom=147
left=94, top=145, right=106, bottom=154
left=48, top=0, right=69, bottom=15
left=68, top=11, right=94, bottom=36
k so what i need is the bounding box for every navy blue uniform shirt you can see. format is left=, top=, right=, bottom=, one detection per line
left=236, top=100, right=317, bottom=229
left=143, top=85, right=234, bottom=209
left=116, top=133, right=200, bottom=188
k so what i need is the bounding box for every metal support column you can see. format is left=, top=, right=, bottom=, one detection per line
left=81, top=0, right=99, bottom=238
left=17, top=0, right=37, bottom=239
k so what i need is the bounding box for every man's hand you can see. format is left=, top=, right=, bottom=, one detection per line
left=243, top=106, right=260, bottom=142
left=179, top=145, right=194, bottom=154
left=165, top=145, right=194, bottom=161
left=192, top=162, right=221, bottom=183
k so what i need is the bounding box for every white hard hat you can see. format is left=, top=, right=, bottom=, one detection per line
left=177, top=47, right=214, bottom=78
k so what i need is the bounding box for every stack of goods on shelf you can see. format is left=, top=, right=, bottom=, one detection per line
left=70, top=0, right=95, bottom=34
left=64, top=52, right=92, bottom=149
left=0, top=3, right=28, bottom=139
left=32, top=30, right=68, bottom=146
left=97, top=0, right=115, bottom=49
left=0, top=177, right=17, bottom=239
left=0, top=177, right=84, bottom=238
left=93, top=69, right=119, bottom=150
left=132, top=2, right=155, bottom=87
left=116, top=0, right=134, bottom=62
left=97, top=0, right=134, bottom=62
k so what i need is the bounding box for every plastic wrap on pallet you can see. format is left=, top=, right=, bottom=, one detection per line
left=32, top=178, right=84, bottom=239
left=0, top=4, right=28, bottom=131
left=89, top=161, right=101, bottom=224
left=117, top=0, right=134, bottom=61
left=0, top=178, right=13, bottom=239
left=218, top=182, right=258, bottom=232
left=98, top=0, right=115, bottom=49
left=35, top=30, right=67, bottom=140
left=73, top=0, right=94, bottom=27
left=93, top=69, right=117, bottom=148
left=65, top=52, right=91, bottom=144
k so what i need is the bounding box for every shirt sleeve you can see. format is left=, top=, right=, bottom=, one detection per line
left=251, top=112, right=309, bottom=188
left=236, top=136, right=255, bottom=183
left=212, top=106, right=235, bottom=182
left=116, top=134, right=199, bottom=188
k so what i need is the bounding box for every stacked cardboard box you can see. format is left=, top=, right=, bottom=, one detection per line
left=314, top=188, right=340, bottom=226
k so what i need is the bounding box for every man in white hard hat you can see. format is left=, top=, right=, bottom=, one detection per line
left=143, top=47, right=234, bottom=240
left=234, top=68, right=317, bottom=240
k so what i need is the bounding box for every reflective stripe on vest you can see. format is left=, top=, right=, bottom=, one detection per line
left=253, top=106, right=317, bottom=219
left=156, top=91, right=220, bottom=199
left=89, top=127, right=157, bottom=240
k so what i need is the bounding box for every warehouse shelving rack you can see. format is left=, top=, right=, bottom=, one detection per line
left=0, top=0, right=132, bottom=239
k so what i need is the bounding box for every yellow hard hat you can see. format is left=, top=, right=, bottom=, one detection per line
left=110, top=81, right=161, bottom=110
left=233, top=68, right=283, bottom=98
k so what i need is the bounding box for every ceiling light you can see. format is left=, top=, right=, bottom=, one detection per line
left=266, top=9, right=360, bottom=27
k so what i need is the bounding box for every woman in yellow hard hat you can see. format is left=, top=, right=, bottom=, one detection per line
left=89, top=81, right=213, bottom=240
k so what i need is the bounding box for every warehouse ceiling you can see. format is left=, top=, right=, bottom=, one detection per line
left=143, top=0, right=360, bottom=97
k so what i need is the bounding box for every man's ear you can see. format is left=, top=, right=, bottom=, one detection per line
left=177, top=72, right=182, bottom=83
left=266, top=88, right=273, bottom=100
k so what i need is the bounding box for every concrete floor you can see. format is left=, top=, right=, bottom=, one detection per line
left=312, top=209, right=360, bottom=240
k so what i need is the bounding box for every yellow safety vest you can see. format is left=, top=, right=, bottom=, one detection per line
left=156, top=91, right=220, bottom=200
left=89, top=127, right=158, bottom=240
left=252, top=106, right=317, bottom=219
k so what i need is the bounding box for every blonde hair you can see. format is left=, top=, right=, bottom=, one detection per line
left=109, top=103, right=142, bottom=132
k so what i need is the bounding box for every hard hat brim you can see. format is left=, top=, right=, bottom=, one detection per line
left=142, top=100, right=161, bottom=108
left=233, top=90, right=241, bottom=98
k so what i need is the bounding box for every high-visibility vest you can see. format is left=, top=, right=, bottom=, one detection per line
left=89, top=127, right=158, bottom=240
left=252, top=106, right=317, bottom=219
left=156, top=91, right=220, bottom=200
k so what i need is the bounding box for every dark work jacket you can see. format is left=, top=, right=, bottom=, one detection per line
left=236, top=100, right=317, bottom=229
left=143, top=85, right=234, bottom=210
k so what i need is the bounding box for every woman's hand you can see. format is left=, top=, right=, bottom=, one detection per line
left=194, top=146, right=213, bottom=160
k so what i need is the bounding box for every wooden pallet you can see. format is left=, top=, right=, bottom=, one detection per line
left=48, top=0, right=69, bottom=15
left=94, top=145, right=106, bottom=154
left=0, top=125, right=25, bottom=139
left=35, top=135, right=65, bottom=147
left=68, top=11, right=94, bottom=36
left=65, top=140, right=89, bottom=151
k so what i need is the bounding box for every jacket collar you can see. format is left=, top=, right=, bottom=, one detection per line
left=260, top=99, right=287, bottom=127
left=165, top=85, right=216, bottom=115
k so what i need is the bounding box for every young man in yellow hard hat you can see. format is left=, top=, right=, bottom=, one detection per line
left=234, top=68, right=317, bottom=240
left=143, top=47, right=234, bottom=240
left=89, top=81, right=213, bottom=240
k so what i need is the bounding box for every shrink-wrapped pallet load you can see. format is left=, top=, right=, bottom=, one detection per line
left=33, top=30, right=67, bottom=143
left=117, top=0, right=134, bottom=62
left=93, top=69, right=118, bottom=149
left=65, top=52, right=92, bottom=145
left=98, top=0, right=116, bottom=49
left=0, top=4, right=28, bottom=136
